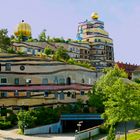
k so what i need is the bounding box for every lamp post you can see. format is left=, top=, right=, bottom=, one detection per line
left=77, top=121, right=83, bottom=132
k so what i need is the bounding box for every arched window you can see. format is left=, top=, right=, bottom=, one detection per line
left=66, top=77, right=71, bottom=85
left=54, top=77, right=58, bottom=84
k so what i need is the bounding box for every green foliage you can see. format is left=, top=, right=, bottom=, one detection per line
left=17, top=110, right=37, bottom=133
left=54, top=46, right=70, bottom=61
left=17, top=51, right=25, bottom=55
left=38, top=29, right=47, bottom=42
left=107, top=125, right=116, bottom=140
left=67, top=58, right=96, bottom=70
left=94, top=66, right=140, bottom=140
left=26, top=36, right=34, bottom=42
left=95, top=66, right=128, bottom=100
left=44, top=46, right=52, bottom=55
left=88, top=86, right=104, bottom=113
left=0, top=29, right=11, bottom=51
left=99, top=124, right=109, bottom=134
left=7, top=47, right=15, bottom=54
left=0, top=109, right=17, bottom=130
left=0, top=121, right=12, bottom=129
left=17, top=107, right=60, bottom=132
left=134, top=78, right=140, bottom=84
left=56, top=100, right=85, bottom=114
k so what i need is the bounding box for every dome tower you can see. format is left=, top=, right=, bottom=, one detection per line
left=14, top=20, right=31, bottom=41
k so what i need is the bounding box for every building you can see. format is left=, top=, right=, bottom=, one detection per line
left=131, top=66, right=140, bottom=80
left=116, top=62, right=138, bottom=79
left=12, top=13, right=114, bottom=70
left=77, top=12, right=114, bottom=69
left=0, top=53, right=102, bottom=109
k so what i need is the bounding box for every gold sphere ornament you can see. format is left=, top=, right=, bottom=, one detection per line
left=14, top=20, right=31, bottom=37
left=91, top=12, right=99, bottom=20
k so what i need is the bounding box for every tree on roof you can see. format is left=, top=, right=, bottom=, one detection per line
left=0, top=29, right=11, bottom=51
left=38, top=29, right=47, bottom=42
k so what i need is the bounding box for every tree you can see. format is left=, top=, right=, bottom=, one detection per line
left=54, top=46, right=70, bottom=61
left=0, top=29, right=11, bottom=51
left=94, top=66, right=140, bottom=140
left=17, top=111, right=37, bottom=133
left=38, top=29, right=47, bottom=42
left=107, top=125, right=116, bottom=140
left=88, top=86, right=104, bottom=113
left=44, top=46, right=52, bottom=55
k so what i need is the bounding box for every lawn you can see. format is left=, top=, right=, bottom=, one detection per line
left=120, top=132, right=140, bottom=140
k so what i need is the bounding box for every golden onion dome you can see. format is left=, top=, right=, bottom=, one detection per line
left=91, top=12, right=99, bottom=20
left=14, top=20, right=31, bottom=37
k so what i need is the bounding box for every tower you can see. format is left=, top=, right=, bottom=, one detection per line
left=77, top=12, right=114, bottom=69
left=14, top=20, right=31, bottom=41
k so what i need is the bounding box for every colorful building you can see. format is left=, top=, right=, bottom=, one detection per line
left=77, top=12, right=114, bottom=69
left=0, top=53, right=102, bottom=109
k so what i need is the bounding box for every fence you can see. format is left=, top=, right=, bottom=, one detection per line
left=75, top=125, right=100, bottom=140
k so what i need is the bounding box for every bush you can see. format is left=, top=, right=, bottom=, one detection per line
left=17, top=51, right=25, bottom=55
left=0, top=121, right=12, bottom=129
left=99, top=124, right=109, bottom=134
left=17, top=107, right=60, bottom=132
left=7, top=48, right=15, bottom=53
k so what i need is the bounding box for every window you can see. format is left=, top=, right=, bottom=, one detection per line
left=1, top=92, right=7, bottom=97
left=42, top=78, right=48, bottom=85
left=14, top=90, right=19, bottom=97
left=44, top=91, right=48, bottom=97
left=55, top=93, right=58, bottom=99
left=1, top=78, right=7, bottom=84
left=67, top=92, right=71, bottom=97
left=5, top=63, right=11, bottom=71
left=20, top=65, right=25, bottom=71
left=66, top=77, right=71, bottom=85
left=80, top=91, right=85, bottom=96
left=26, top=91, right=31, bottom=97
left=60, top=92, right=64, bottom=100
left=15, top=78, right=19, bottom=85
left=26, top=79, right=31, bottom=84
left=54, top=77, right=58, bottom=84
left=59, top=78, right=65, bottom=84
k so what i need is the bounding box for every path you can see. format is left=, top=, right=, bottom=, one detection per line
left=0, top=128, right=75, bottom=140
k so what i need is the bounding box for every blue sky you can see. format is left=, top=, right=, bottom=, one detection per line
left=0, top=0, right=140, bottom=64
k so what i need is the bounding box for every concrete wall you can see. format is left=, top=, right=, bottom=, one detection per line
left=132, top=72, right=140, bottom=80
left=24, top=121, right=62, bottom=135
left=75, top=126, right=100, bottom=140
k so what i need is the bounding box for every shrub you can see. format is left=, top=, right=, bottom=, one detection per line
left=7, top=47, right=15, bottom=53
left=44, top=47, right=52, bottom=55
left=99, top=124, right=109, bottom=134
left=0, top=121, right=12, bottom=129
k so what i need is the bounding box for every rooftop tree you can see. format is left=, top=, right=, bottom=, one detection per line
left=0, top=29, right=11, bottom=51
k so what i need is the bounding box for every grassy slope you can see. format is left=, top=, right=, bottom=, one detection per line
left=120, top=132, right=140, bottom=140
